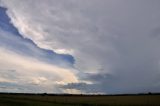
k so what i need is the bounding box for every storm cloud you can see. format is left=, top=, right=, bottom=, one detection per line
left=1, top=0, right=160, bottom=94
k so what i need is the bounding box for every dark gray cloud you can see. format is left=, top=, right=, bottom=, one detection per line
left=62, top=72, right=160, bottom=94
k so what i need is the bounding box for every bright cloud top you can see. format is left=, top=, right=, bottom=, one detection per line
left=1, top=0, right=160, bottom=94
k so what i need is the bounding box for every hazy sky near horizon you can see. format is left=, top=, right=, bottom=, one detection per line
left=0, top=0, right=160, bottom=94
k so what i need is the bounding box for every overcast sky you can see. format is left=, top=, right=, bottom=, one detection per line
left=0, top=0, right=160, bottom=94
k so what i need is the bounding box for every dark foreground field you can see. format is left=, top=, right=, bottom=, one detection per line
left=0, top=93, right=160, bottom=106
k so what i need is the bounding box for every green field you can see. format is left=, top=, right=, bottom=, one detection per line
left=0, top=94, right=160, bottom=106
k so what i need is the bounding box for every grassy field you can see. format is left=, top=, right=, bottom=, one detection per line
left=0, top=93, right=160, bottom=106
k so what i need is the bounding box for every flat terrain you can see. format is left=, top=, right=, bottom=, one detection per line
left=0, top=93, right=160, bottom=106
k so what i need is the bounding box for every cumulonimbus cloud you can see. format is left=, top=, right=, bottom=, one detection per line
left=1, top=0, right=160, bottom=94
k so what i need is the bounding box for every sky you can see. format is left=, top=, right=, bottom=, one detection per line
left=0, top=0, right=160, bottom=94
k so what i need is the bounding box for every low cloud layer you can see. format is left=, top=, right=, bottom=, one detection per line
left=1, top=0, right=160, bottom=94
left=0, top=46, right=78, bottom=93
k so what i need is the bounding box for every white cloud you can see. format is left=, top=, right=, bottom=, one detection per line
left=0, top=47, right=78, bottom=93
left=1, top=0, right=160, bottom=93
